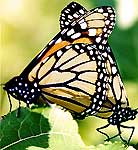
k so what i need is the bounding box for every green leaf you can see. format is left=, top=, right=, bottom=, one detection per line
left=0, top=107, right=50, bottom=150
left=44, top=106, right=85, bottom=150
left=0, top=106, right=85, bottom=150
left=0, top=107, right=136, bottom=150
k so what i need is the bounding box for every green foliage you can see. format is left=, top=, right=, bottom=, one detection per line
left=0, top=107, right=136, bottom=150
left=0, top=107, right=50, bottom=150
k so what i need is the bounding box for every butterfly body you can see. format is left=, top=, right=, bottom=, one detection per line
left=4, top=76, right=41, bottom=105
left=108, top=105, right=137, bottom=125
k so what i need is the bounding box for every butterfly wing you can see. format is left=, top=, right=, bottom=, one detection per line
left=94, top=43, right=129, bottom=119
left=60, top=2, right=87, bottom=30
left=26, top=43, right=108, bottom=117
left=58, top=2, right=129, bottom=118
left=21, top=3, right=115, bottom=81
left=60, top=2, right=115, bottom=49
left=20, top=2, right=127, bottom=118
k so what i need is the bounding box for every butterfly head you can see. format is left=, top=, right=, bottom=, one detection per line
left=3, top=76, right=41, bottom=104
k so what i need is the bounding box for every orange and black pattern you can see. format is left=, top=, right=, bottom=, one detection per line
left=3, top=2, right=137, bottom=144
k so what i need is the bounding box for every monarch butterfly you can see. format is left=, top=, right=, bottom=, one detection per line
left=59, top=2, right=138, bottom=144
left=3, top=2, right=137, bottom=144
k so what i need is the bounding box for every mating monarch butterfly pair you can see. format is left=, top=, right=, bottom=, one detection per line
left=3, top=2, right=138, bottom=144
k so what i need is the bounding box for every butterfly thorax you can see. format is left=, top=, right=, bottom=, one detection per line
left=108, top=104, right=137, bottom=125
left=3, top=76, right=41, bottom=104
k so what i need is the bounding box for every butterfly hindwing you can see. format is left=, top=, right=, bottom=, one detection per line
left=94, top=44, right=129, bottom=119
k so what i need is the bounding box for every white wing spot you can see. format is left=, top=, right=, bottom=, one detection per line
left=98, top=87, right=101, bottom=92
left=108, top=10, right=113, bottom=13
left=80, top=22, right=87, bottom=29
left=107, top=30, right=111, bottom=33
left=73, top=13, right=79, bottom=18
left=92, top=104, right=96, bottom=109
left=67, top=29, right=75, bottom=36
left=105, top=20, right=110, bottom=25
left=88, top=29, right=96, bottom=36
left=98, top=8, right=103, bottom=13
left=65, top=10, right=69, bottom=13
left=57, top=50, right=63, bottom=57
left=79, top=9, right=85, bottom=14
left=111, top=22, right=114, bottom=26
left=96, top=37, right=101, bottom=43
left=99, top=45, right=103, bottom=49
left=103, top=28, right=107, bottom=32
left=107, top=7, right=112, bottom=10
left=102, top=40, right=107, bottom=44
left=24, top=95, right=27, bottom=98
left=65, top=21, right=69, bottom=25
left=108, top=55, right=114, bottom=64
left=96, top=95, right=99, bottom=98
left=55, top=37, right=62, bottom=44
left=66, top=45, right=72, bottom=49
left=89, top=50, right=93, bottom=55
left=80, top=49, right=84, bottom=53
left=112, top=66, right=117, bottom=74
left=110, top=14, right=115, bottom=18
left=104, top=34, right=108, bottom=37
left=99, top=73, right=103, bottom=79
left=75, top=45, right=80, bottom=49
left=99, top=101, right=102, bottom=105
left=34, top=83, right=37, bottom=87
left=102, top=52, right=107, bottom=57
left=71, top=32, right=81, bottom=39
left=103, top=13, right=108, bottom=17
left=68, top=15, right=73, bottom=19
left=87, top=46, right=93, bottom=50
left=31, top=89, right=35, bottom=93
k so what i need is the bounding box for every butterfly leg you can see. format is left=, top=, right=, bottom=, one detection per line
left=7, top=92, right=12, bottom=112
left=17, top=100, right=21, bottom=118
left=102, top=124, right=123, bottom=142
left=26, top=101, right=30, bottom=108
left=96, top=124, right=110, bottom=140
left=105, top=126, right=121, bottom=142
left=119, top=124, right=135, bottom=145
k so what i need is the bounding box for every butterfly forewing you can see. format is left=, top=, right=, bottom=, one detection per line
left=21, top=4, right=115, bottom=80
left=60, top=2, right=87, bottom=30
left=27, top=43, right=108, bottom=116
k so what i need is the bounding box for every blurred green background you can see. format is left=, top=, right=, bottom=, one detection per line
left=0, top=0, right=138, bottom=146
